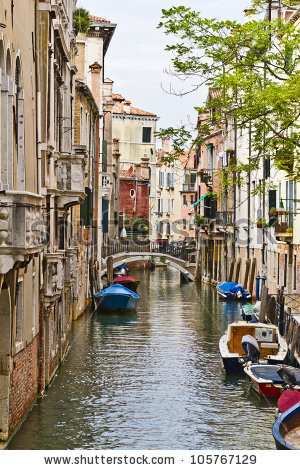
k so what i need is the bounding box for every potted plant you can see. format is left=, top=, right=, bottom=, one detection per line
left=256, top=218, right=267, bottom=228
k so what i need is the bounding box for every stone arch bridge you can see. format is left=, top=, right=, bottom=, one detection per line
left=101, top=241, right=197, bottom=282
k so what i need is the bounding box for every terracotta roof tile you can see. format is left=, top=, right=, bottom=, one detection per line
left=112, top=94, right=157, bottom=117
left=89, top=15, right=110, bottom=23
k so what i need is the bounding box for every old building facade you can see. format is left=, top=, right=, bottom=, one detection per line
left=0, top=0, right=42, bottom=441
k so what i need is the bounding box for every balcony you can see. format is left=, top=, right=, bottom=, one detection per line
left=274, top=211, right=293, bottom=241
left=181, top=184, right=196, bottom=193
left=57, top=150, right=86, bottom=208
left=216, top=211, right=234, bottom=226
left=0, top=191, right=44, bottom=274
left=44, top=251, right=65, bottom=302
left=64, top=247, right=77, bottom=286
left=198, top=169, right=213, bottom=186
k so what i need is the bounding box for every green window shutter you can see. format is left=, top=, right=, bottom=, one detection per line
left=102, top=139, right=107, bottom=173
left=80, top=187, right=93, bottom=226
left=191, top=173, right=196, bottom=184
left=142, top=127, right=151, bottom=143
left=102, top=199, right=109, bottom=233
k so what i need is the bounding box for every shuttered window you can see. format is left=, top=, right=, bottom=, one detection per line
left=142, top=127, right=151, bottom=143
left=102, top=139, right=107, bottom=172
left=80, top=187, right=93, bottom=226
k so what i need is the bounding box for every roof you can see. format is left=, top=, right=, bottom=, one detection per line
left=89, top=15, right=110, bottom=23
left=112, top=94, right=157, bottom=117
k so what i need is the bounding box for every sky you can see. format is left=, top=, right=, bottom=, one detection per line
left=77, top=0, right=251, bottom=138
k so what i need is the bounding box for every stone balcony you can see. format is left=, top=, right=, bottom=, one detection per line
left=0, top=191, right=44, bottom=274
left=64, top=247, right=78, bottom=286
left=44, top=251, right=65, bottom=302
left=56, top=149, right=86, bottom=208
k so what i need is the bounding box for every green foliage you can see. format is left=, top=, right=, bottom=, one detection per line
left=158, top=4, right=300, bottom=182
left=75, top=8, right=91, bottom=34
left=195, top=215, right=210, bottom=226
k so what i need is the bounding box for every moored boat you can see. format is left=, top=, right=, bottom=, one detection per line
left=217, top=282, right=251, bottom=301
left=243, top=364, right=300, bottom=398
left=219, top=321, right=288, bottom=374
left=113, top=276, right=140, bottom=292
left=272, top=402, right=300, bottom=449
left=94, top=284, right=139, bottom=312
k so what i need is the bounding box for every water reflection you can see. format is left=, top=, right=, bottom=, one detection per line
left=7, top=268, right=276, bottom=450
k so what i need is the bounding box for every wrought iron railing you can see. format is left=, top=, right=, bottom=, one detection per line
left=102, top=240, right=196, bottom=263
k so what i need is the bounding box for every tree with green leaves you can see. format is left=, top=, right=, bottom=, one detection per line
left=75, top=8, right=91, bottom=34
left=157, top=1, right=300, bottom=181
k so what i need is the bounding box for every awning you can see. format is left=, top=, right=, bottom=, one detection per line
left=193, top=192, right=209, bottom=207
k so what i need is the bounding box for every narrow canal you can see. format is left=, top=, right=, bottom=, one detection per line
left=8, top=268, right=276, bottom=450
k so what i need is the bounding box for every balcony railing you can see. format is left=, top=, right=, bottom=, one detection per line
left=216, top=211, right=234, bottom=226
left=0, top=191, right=44, bottom=273
left=181, top=184, right=196, bottom=192
left=198, top=168, right=213, bottom=186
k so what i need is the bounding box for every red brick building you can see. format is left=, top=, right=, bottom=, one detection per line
left=119, top=159, right=150, bottom=235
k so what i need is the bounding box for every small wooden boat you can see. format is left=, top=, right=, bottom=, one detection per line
left=113, top=276, right=140, bottom=293
left=94, top=284, right=139, bottom=311
left=219, top=322, right=288, bottom=374
left=243, top=364, right=300, bottom=397
left=272, top=402, right=300, bottom=449
left=217, top=282, right=251, bottom=301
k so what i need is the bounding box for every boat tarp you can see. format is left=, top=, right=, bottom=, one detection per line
left=218, top=282, right=246, bottom=293
left=95, top=284, right=139, bottom=298
left=251, top=365, right=300, bottom=385
left=113, top=276, right=138, bottom=283
left=278, top=390, right=300, bottom=413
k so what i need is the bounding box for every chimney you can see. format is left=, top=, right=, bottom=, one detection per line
left=89, top=62, right=102, bottom=107
left=162, top=136, right=170, bottom=154
left=123, top=100, right=131, bottom=114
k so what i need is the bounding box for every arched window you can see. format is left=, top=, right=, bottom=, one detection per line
left=14, top=57, right=25, bottom=190
left=1, top=49, right=13, bottom=190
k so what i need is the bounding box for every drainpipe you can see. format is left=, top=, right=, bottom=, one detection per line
left=256, top=274, right=261, bottom=301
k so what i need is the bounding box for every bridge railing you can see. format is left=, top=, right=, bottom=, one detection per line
left=102, top=240, right=196, bottom=263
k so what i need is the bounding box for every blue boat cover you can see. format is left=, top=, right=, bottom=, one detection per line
left=94, top=284, right=139, bottom=299
left=251, top=365, right=300, bottom=385
left=219, top=282, right=245, bottom=293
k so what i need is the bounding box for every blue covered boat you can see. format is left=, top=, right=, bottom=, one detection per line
left=217, top=282, right=251, bottom=301
left=94, top=284, right=139, bottom=311
left=272, top=402, right=300, bottom=449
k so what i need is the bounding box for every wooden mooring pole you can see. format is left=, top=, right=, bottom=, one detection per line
left=107, top=256, right=114, bottom=287
left=228, top=258, right=235, bottom=282
left=235, top=258, right=241, bottom=284
left=243, top=259, right=251, bottom=290
left=248, top=258, right=256, bottom=297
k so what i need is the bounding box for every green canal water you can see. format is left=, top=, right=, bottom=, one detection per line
left=7, top=267, right=276, bottom=450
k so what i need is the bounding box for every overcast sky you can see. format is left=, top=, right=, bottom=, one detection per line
left=77, top=0, right=251, bottom=138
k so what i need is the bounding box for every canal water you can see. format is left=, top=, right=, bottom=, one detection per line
left=8, top=268, right=276, bottom=450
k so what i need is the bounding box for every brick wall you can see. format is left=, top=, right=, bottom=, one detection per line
left=9, top=336, right=39, bottom=434
left=119, top=179, right=149, bottom=219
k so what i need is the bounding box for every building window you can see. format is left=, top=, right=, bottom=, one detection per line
left=80, top=106, right=83, bottom=144
left=183, top=195, right=187, bottom=206
left=294, top=255, right=297, bottom=291
left=167, top=199, right=170, bottom=214
left=159, top=171, right=164, bottom=187
left=166, top=172, right=174, bottom=187
left=191, top=195, right=194, bottom=205
left=183, top=219, right=187, bottom=230
left=158, top=221, right=163, bottom=235
left=142, top=127, right=152, bottom=143
left=16, top=279, right=24, bottom=343
left=171, top=199, right=174, bottom=214
left=166, top=222, right=170, bottom=235
left=284, top=253, right=287, bottom=288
